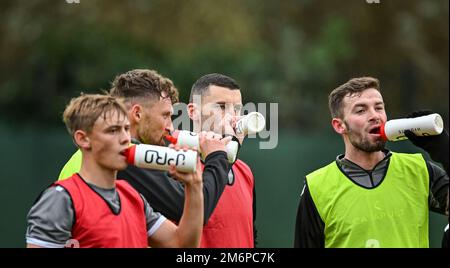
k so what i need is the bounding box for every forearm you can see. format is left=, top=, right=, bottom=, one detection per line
left=428, top=161, right=449, bottom=214
left=175, top=182, right=204, bottom=247
left=431, top=149, right=449, bottom=175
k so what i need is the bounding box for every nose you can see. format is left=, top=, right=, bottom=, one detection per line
left=121, top=128, right=131, bottom=145
left=225, top=105, right=238, bottom=117
left=368, top=108, right=382, bottom=124
left=166, top=119, right=174, bottom=133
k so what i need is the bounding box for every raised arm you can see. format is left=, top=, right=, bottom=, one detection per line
left=148, top=157, right=204, bottom=248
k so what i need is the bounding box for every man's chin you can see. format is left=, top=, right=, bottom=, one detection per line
left=117, top=163, right=128, bottom=170
left=366, top=142, right=386, bottom=153
left=352, top=140, right=386, bottom=153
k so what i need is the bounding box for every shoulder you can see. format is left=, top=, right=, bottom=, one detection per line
left=42, top=185, right=72, bottom=201
left=29, top=184, right=73, bottom=216
left=26, top=185, right=74, bottom=248
left=234, top=159, right=252, bottom=172
left=391, top=151, right=425, bottom=161
left=58, top=150, right=82, bottom=181
left=234, top=159, right=254, bottom=177
left=232, top=159, right=255, bottom=186
left=55, top=174, right=81, bottom=189
left=390, top=152, right=427, bottom=167
left=307, top=161, right=337, bottom=180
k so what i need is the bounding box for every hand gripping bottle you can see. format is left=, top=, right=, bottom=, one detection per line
left=123, top=144, right=197, bottom=172
left=165, top=130, right=239, bottom=164
left=235, top=112, right=266, bottom=135
left=380, top=113, right=444, bottom=141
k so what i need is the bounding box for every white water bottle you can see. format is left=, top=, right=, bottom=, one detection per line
left=167, top=130, right=238, bottom=163
left=124, top=144, right=197, bottom=172
left=380, top=113, right=444, bottom=141
left=235, top=112, right=266, bottom=135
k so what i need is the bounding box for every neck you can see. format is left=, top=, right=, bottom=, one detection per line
left=130, top=124, right=139, bottom=140
left=344, top=146, right=385, bottom=170
left=79, top=155, right=117, bottom=189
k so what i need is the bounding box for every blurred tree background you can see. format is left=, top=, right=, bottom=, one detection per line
left=0, top=0, right=448, bottom=247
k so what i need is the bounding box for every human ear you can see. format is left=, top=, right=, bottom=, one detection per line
left=331, top=118, right=346, bottom=135
left=74, top=130, right=91, bottom=150
left=130, top=104, right=142, bottom=122
left=187, top=103, right=199, bottom=121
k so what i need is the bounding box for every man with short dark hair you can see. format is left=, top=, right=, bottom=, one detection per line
left=187, top=73, right=257, bottom=248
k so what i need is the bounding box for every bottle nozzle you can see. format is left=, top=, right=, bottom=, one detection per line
left=164, top=134, right=178, bottom=144
left=123, top=145, right=136, bottom=165
left=379, top=123, right=388, bottom=141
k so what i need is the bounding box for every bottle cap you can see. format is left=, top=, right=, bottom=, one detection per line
left=124, top=145, right=136, bottom=165
left=246, top=112, right=266, bottom=134
left=379, top=123, right=388, bottom=141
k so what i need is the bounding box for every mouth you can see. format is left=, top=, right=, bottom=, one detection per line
left=368, top=126, right=381, bottom=136
left=119, top=149, right=128, bottom=157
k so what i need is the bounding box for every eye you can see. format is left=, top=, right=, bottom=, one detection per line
left=356, top=109, right=364, bottom=114
left=108, top=128, right=118, bottom=133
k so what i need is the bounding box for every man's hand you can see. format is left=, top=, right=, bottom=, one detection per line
left=404, top=110, right=449, bottom=172
left=222, top=114, right=245, bottom=145
left=232, top=115, right=246, bottom=145
left=168, top=144, right=203, bottom=186
left=198, top=131, right=231, bottom=160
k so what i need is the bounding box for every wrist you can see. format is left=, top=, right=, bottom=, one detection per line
left=204, top=150, right=227, bottom=162
left=184, top=180, right=203, bottom=191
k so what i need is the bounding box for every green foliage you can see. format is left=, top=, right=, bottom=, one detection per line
left=0, top=0, right=448, bottom=129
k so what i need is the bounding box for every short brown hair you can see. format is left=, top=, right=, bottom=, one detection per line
left=63, top=93, right=128, bottom=136
left=328, top=77, right=380, bottom=119
left=109, top=69, right=179, bottom=105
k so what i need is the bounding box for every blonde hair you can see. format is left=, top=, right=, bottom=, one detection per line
left=62, top=93, right=128, bottom=136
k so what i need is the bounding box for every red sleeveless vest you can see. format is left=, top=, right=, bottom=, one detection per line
left=55, top=174, right=148, bottom=248
left=200, top=160, right=254, bottom=248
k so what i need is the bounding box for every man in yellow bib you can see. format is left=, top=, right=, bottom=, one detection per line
left=294, top=77, right=448, bottom=248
